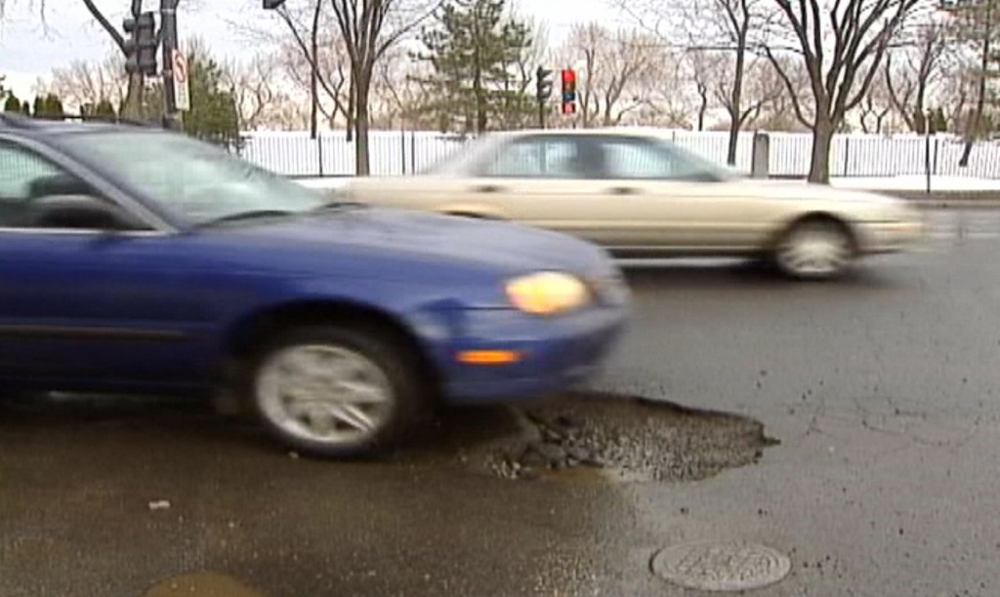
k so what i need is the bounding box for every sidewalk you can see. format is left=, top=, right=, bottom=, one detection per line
left=832, top=175, right=1000, bottom=209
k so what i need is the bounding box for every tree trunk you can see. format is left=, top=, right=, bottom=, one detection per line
left=309, top=0, right=321, bottom=139
left=697, top=94, right=707, bottom=131
left=727, top=41, right=746, bottom=166
left=472, top=58, right=486, bottom=133
left=726, top=115, right=740, bottom=165
left=808, top=116, right=834, bottom=184
left=346, top=77, right=355, bottom=142
left=354, top=72, right=371, bottom=176
left=120, top=74, right=144, bottom=119
left=962, top=0, right=992, bottom=167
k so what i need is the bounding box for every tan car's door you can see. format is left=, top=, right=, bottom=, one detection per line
left=595, top=135, right=767, bottom=253
left=448, top=134, right=636, bottom=248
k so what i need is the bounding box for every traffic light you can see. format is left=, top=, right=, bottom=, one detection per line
left=123, top=12, right=159, bottom=77
left=536, top=66, right=553, bottom=102
left=561, top=69, right=576, bottom=114
left=263, top=0, right=286, bottom=8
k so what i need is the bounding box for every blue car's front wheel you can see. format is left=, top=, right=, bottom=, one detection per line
left=246, top=324, right=427, bottom=458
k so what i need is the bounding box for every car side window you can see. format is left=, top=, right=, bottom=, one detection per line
left=480, top=137, right=585, bottom=179
left=601, top=137, right=717, bottom=181
left=0, top=140, right=136, bottom=231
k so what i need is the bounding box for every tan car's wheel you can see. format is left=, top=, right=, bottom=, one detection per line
left=774, top=219, right=854, bottom=280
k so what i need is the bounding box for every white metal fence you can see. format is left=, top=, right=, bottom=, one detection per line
left=238, top=129, right=1000, bottom=179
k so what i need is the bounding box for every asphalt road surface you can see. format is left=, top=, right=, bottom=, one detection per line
left=2, top=209, right=999, bottom=597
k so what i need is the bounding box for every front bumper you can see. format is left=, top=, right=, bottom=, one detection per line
left=417, top=303, right=629, bottom=404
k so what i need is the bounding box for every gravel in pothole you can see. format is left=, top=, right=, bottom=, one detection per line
left=478, top=392, right=779, bottom=482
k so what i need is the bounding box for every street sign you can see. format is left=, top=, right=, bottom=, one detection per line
left=172, top=48, right=190, bottom=111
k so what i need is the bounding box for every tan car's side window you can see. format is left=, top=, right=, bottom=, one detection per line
left=602, top=138, right=709, bottom=181
left=482, top=138, right=582, bottom=178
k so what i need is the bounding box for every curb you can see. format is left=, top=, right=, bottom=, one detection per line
left=912, top=200, right=1000, bottom=210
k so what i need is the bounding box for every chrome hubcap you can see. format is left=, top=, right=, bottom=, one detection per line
left=777, top=225, right=851, bottom=276
left=256, top=344, right=393, bottom=445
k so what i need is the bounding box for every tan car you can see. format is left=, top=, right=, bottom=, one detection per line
left=336, top=128, right=927, bottom=280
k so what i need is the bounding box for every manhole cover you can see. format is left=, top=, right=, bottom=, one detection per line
left=650, top=541, right=791, bottom=592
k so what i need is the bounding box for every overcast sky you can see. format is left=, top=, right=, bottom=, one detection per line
left=0, top=0, right=625, bottom=99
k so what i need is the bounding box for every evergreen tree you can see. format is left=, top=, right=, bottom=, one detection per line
left=94, top=98, right=117, bottom=121
left=414, top=0, right=534, bottom=134
left=81, top=98, right=117, bottom=122
left=3, top=94, right=21, bottom=113
left=181, top=55, right=240, bottom=149
left=934, top=106, right=948, bottom=132
left=45, top=94, right=64, bottom=119
left=31, top=94, right=65, bottom=120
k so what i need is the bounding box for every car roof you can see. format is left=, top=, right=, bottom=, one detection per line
left=0, top=112, right=166, bottom=137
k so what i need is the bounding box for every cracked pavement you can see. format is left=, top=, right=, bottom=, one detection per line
left=2, top=208, right=999, bottom=596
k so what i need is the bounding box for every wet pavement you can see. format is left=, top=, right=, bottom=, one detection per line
left=2, top=209, right=1000, bottom=596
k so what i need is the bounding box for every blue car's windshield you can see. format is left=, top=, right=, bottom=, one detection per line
left=59, top=131, right=329, bottom=225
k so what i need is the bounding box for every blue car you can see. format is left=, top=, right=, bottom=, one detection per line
left=0, top=115, right=629, bottom=457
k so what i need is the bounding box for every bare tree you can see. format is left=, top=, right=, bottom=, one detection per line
left=279, top=34, right=350, bottom=133
left=635, top=49, right=698, bottom=128
left=556, top=23, right=659, bottom=128
left=222, top=54, right=288, bottom=131
left=752, top=54, right=814, bottom=130
left=690, top=0, right=771, bottom=163
left=328, top=0, right=436, bottom=175
left=884, top=20, right=946, bottom=132
left=764, top=0, right=923, bottom=183
left=940, top=0, right=999, bottom=164
left=684, top=49, right=721, bottom=131
left=48, top=52, right=129, bottom=112
left=0, top=0, right=48, bottom=35
left=262, top=0, right=354, bottom=138
left=938, top=58, right=977, bottom=132
left=610, top=0, right=770, bottom=162
left=709, top=51, right=786, bottom=133
left=857, top=68, right=895, bottom=133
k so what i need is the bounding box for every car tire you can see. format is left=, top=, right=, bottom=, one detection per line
left=245, top=324, right=427, bottom=458
left=773, top=218, right=855, bottom=280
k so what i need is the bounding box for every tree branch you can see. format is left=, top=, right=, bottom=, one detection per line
left=765, top=45, right=812, bottom=127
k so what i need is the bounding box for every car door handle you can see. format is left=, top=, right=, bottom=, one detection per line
left=607, top=186, right=639, bottom=195
left=473, top=184, right=505, bottom=193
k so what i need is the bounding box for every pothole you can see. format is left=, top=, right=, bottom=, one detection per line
left=650, top=541, right=792, bottom=592
left=447, top=392, right=780, bottom=482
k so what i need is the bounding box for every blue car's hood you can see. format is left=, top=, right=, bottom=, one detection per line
left=211, top=207, right=612, bottom=280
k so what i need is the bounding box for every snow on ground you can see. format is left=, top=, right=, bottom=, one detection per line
left=292, top=174, right=1000, bottom=192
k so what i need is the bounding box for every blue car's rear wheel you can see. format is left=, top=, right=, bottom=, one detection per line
left=247, top=324, right=426, bottom=458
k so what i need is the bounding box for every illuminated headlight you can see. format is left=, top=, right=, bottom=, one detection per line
left=505, top=271, right=591, bottom=315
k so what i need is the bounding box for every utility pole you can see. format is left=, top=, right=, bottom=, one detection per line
left=159, top=0, right=183, bottom=131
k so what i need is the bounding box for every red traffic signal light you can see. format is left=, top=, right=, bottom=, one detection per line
left=561, top=69, right=576, bottom=114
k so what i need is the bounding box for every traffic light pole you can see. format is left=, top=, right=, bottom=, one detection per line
left=159, top=0, right=182, bottom=131
left=538, top=99, right=545, bottom=129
